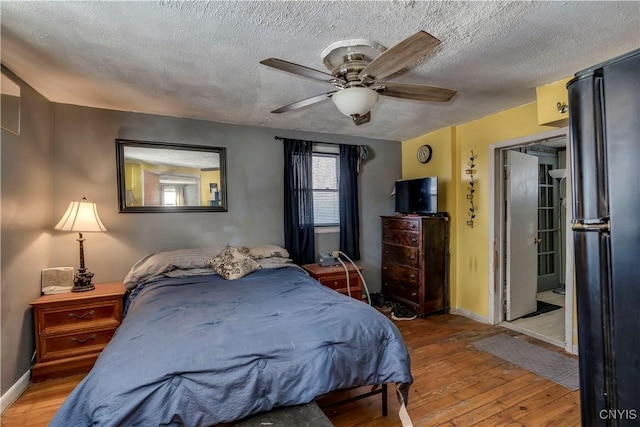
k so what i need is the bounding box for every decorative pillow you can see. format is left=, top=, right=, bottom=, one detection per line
left=245, top=245, right=290, bottom=260
left=207, top=247, right=261, bottom=280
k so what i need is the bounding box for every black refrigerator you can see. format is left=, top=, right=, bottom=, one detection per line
left=568, top=48, right=640, bottom=426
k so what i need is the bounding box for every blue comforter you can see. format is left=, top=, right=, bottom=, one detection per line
left=51, top=267, right=411, bottom=426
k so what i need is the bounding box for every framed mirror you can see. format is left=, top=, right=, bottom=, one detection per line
left=1, top=70, right=21, bottom=136
left=116, top=139, right=227, bottom=213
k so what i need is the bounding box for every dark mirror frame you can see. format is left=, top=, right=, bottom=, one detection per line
left=116, top=139, right=228, bottom=213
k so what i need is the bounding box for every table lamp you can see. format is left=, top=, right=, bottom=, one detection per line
left=54, top=197, right=106, bottom=292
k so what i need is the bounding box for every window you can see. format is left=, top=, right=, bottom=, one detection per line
left=312, top=153, right=339, bottom=226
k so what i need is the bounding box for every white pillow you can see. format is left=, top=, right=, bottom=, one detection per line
left=123, top=246, right=225, bottom=290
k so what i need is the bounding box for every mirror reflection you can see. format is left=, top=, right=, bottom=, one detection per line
left=116, top=139, right=227, bottom=212
left=1, top=71, right=21, bottom=136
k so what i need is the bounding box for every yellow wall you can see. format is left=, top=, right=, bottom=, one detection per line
left=402, top=126, right=458, bottom=307
left=402, top=102, right=559, bottom=317
left=200, top=170, right=221, bottom=206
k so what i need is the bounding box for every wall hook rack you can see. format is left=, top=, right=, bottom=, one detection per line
left=466, top=150, right=478, bottom=228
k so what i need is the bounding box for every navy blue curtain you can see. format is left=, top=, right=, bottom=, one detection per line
left=283, top=139, right=315, bottom=265
left=339, top=144, right=360, bottom=260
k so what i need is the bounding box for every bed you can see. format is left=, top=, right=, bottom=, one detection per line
left=50, top=246, right=412, bottom=426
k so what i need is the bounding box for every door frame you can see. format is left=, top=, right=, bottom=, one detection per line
left=487, top=127, right=577, bottom=354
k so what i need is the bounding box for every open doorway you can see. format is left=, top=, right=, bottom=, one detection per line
left=488, top=128, right=576, bottom=354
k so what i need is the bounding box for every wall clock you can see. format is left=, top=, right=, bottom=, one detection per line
left=417, top=144, right=433, bottom=164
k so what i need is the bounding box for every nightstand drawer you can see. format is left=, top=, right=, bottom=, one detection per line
left=39, top=327, right=117, bottom=362
left=318, top=275, right=360, bottom=291
left=39, top=301, right=121, bottom=334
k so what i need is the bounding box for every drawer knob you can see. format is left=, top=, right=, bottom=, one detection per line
left=69, top=334, right=97, bottom=344
left=410, top=274, right=415, bottom=279
left=410, top=256, right=416, bottom=261
left=411, top=292, right=417, bottom=297
left=385, top=251, right=389, bottom=255
left=382, top=266, right=388, bottom=270
left=68, top=310, right=95, bottom=320
left=411, top=237, right=417, bottom=243
left=333, top=281, right=338, bottom=285
left=411, top=224, right=416, bottom=229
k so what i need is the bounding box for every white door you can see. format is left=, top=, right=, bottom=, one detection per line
left=505, top=151, right=539, bottom=320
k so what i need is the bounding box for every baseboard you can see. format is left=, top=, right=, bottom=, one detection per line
left=449, top=307, right=490, bottom=324
left=1, top=370, right=30, bottom=414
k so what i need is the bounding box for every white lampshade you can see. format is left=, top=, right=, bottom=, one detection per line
left=331, top=87, right=379, bottom=117
left=548, top=168, right=567, bottom=180
left=54, top=198, right=107, bottom=232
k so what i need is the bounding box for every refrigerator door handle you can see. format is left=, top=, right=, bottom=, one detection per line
left=571, top=217, right=611, bottom=232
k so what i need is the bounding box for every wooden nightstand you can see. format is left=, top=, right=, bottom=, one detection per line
left=301, top=263, right=363, bottom=301
left=30, top=282, right=126, bottom=382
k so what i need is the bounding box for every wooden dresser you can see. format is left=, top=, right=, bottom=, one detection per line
left=31, top=282, right=126, bottom=382
left=381, top=215, right=449, bottom=316
left=301, top=263, right=363, bottom=301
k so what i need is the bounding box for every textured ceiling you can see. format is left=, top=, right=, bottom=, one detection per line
left=1, top=1, right=638, bottom=141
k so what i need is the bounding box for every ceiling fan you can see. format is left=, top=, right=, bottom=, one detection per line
left=260, top=30, right=456, bottom=126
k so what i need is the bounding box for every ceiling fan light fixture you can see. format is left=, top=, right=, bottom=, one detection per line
left=331, top=87, right=379, bottom=117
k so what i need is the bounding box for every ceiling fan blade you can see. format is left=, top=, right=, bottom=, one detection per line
left=358, top=31, right=441, bottom=81
left=352, top=111, right=371, bottom=126
left=378, top=82, right=456, bottom=102
left=260, top=58, right=341, bottom=83
left=271, top=92, right=336, bottom=114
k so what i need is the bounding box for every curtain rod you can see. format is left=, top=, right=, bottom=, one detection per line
left=274, top=136, right=351, bottom=147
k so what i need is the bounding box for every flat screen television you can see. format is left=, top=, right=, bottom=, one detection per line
left=395, top=177, right=438, bottom=215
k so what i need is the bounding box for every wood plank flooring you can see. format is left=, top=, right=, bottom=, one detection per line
left=1, top=314, right=580, bottom=426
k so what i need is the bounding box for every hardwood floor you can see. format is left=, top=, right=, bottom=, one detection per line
left=1, top=314, right=580, bottom=426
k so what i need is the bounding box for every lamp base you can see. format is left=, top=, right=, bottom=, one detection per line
left=72, top=268, right=95, bottom=292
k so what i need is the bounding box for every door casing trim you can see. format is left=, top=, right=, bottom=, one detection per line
left=488, top=127, right=576, bottom=354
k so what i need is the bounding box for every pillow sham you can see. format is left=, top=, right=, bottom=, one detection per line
left=245, top=245, right=290, bottom=260
left=123, top=246, right=225, bottom=290
left=257, top=257, right=293, bottom=269
left=207, top=246, right=261, bottom=280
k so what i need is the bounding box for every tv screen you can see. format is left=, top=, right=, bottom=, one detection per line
left=395, top=177, right=438, bottom=214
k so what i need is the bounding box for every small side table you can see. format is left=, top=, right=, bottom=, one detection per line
left=301, top=263, right=363, bottom=301
left=30, top=282, right=126, bottom=382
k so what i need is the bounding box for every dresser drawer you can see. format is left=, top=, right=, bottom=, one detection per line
left=381, top=276, right=420, bottom=304
left=39, top=327, right=117, bottom=362
left=381, top=217, right=421, bottom=231
left=381, top=263, right=419, bottom=285
left=382, top=229, right=420, bottom=247
left=38, top=300, right=122, bottom=334
left=382, top=244, right=419, bottom=268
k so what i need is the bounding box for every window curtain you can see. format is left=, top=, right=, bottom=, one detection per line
left=283, top=138, right=315, bottom=264
left=339, top=144, right=361, bottom=260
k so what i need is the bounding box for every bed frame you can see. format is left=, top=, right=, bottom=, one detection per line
left=318, top=383, right=388, bottom=416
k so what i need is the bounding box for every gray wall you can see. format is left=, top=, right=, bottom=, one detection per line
left=49, top=104, right=401, bottom=294
left=1, top=67, right=54, bottom=395
left=0, top=97, right=400, bottom=396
